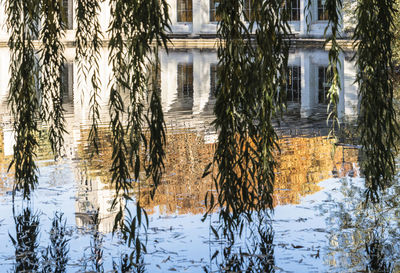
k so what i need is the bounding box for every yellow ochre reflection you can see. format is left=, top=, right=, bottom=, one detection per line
left=73, top=126, right=359, bottom=220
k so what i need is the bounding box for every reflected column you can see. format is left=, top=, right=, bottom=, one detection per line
left=192, top=50, right=215, bottom=115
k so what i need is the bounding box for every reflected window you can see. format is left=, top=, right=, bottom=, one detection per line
left=62, top=0, right=73, bottom=30
left=318, top=0, right=329, bottom=21
left=318, top=66, right=331, bottom=104
left=210, top=64, right=218, bottom=95
left=286, top=0, right=300, bottom=21
left=177, top=0, right=193, bottom=22
left=286, top=66, right=301, bottom=103
left=177, top=64, right=193, bottom=98
left=210, top=0, right=221, bottom=22
left=61, top=62, right=73, bottom=102
left=243, top=0, right=254, bottom=21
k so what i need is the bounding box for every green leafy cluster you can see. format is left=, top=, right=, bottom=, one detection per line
left=107, top=0, right=170, bottom=263
left=75, top=0, right=104, bottom=154
left=324, top=0, right=343, bottom=136
left=205, top=0, right=290, bottom=239
left=40, top=0, right=67, bottom=157
left=354, top=0, right=399, bottom=202
left=5, top=0, right=41, bottom=199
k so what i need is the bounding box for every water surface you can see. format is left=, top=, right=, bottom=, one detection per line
left=0, top=48, right=399, bottom=272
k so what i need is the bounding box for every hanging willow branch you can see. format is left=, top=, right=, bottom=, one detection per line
left=75, top=0, right=104, bottom=154
left=354, top=0, right=399, bottom=203
left=324, top=0, right=343, bottom=136
left=40, top=0, right=67, bottom=157
left=145, top=48, right=166, bottom=200
left=108, top=0, right=170, bottom=260
left=5, top=0, right=40, bottom=199
left=204, top=0, right=289, bottom=239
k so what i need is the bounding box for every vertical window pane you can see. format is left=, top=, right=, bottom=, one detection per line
left=178, top=0, right=193, bottom=22
left=210, top=0, right=221, bottom=22
left=177, top=64, right=193, bottom=98
left=318, top=0, right=329, bottom=20
left=210, top=64, right=218, bottom=95
left=286, top=66, right=301, bottom=103
left=318, top=66, right=331, bottom=104
left=243, top=0, right=253, bottom=21
left=62, top=0, right=73, bottom=29
left=286, top=0, right=300, bottom=21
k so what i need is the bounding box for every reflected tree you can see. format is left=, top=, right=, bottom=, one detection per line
left=89, top=211, right=104, bottom=273
left=324, top=178, right=400, bottom=271
left=42, top=212, right=70, bottom=273
left=354, top=0, right=399, bottom=203
left=9, top=207, right=40, bottom=272
left=206, top=216, right=275, bottom=273
left=3, top=0, right=400, bottom=270
left=365, top=231, right=393, bottom=273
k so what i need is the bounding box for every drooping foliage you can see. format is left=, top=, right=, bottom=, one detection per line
left=354, top=0, right=399, bottom=202
left=5, top=0, right=41, bottom=199
left=107, top=0, right=170, bottom=262
left=3, top=0, right=400, bottom=270
left=75, top=0, right=104, bottom=154
left=203, top=0, right=290, bottom=238
left=324, top=0, right=342, bottom=135
left=40, top=0, right=67, bottom=158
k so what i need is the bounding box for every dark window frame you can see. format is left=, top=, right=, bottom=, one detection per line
left=177, top=63, right=194, bottom=98
left=318, top=66, right=331, bottom=104
left=209, top=0, right=221, bottom=22
left=286, top=66, right=301, bottom=103
left=317, top=0, right=329, bottom=21
left=177, top=0, right=193, bottom=23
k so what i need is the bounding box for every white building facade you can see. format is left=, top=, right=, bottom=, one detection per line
left=0, top=0, right=336, bottom=41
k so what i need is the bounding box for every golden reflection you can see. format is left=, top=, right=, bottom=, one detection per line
left=74, top=126, right=359, bottom=218
left=0, top=124, right=359, bottom=224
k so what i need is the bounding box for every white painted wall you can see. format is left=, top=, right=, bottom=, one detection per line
left=0, top=0, right=336, bottom=40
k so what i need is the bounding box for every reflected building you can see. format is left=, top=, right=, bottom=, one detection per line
left=0, top=47, right=361, bottom=228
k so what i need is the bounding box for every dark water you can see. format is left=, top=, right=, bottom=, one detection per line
left=0, top=47, right=399, bottom=272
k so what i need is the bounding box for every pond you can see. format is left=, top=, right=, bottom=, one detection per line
left=0, top=47, right=399, bottom=272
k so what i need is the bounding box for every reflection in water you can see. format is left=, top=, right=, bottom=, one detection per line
left=10, top=207, right=40, bottom=272
left=0, top=47, right=396, bottom=272
left=89, top=211, right=104, bottom=273
left=206, top=218, right=275, bottom=273
left=325, top=178, right=400, bottom=271
left=42, top=212, right=69, bottom=273
left=365, top=231, right=393, bottom=273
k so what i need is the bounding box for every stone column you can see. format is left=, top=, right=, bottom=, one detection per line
left=0, top=48, right=9, bottom=101
left=300, top=0, right=309, bottom=37
left=343, top=56, right=359, bottom=119
left=300, top=52, right=313, bottom=118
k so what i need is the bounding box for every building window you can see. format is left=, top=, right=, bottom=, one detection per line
left=210, top=0, right=221, bottom=22
left=243, top=0, right=254, bottom=21
left=177, top=64, right=193, bottom=98
left=286, top=66, right=301, bottom=103
left=318, top=0, right=329, bottom=21
left=318, top=66, right=331, bottom=104
left=61, top=62, right=73, bottom=102
left=177, top=0, right=193, bottom=22
left=210, top=64, right=218, bottom=95
left=287, top=0, right=300, bottom=21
